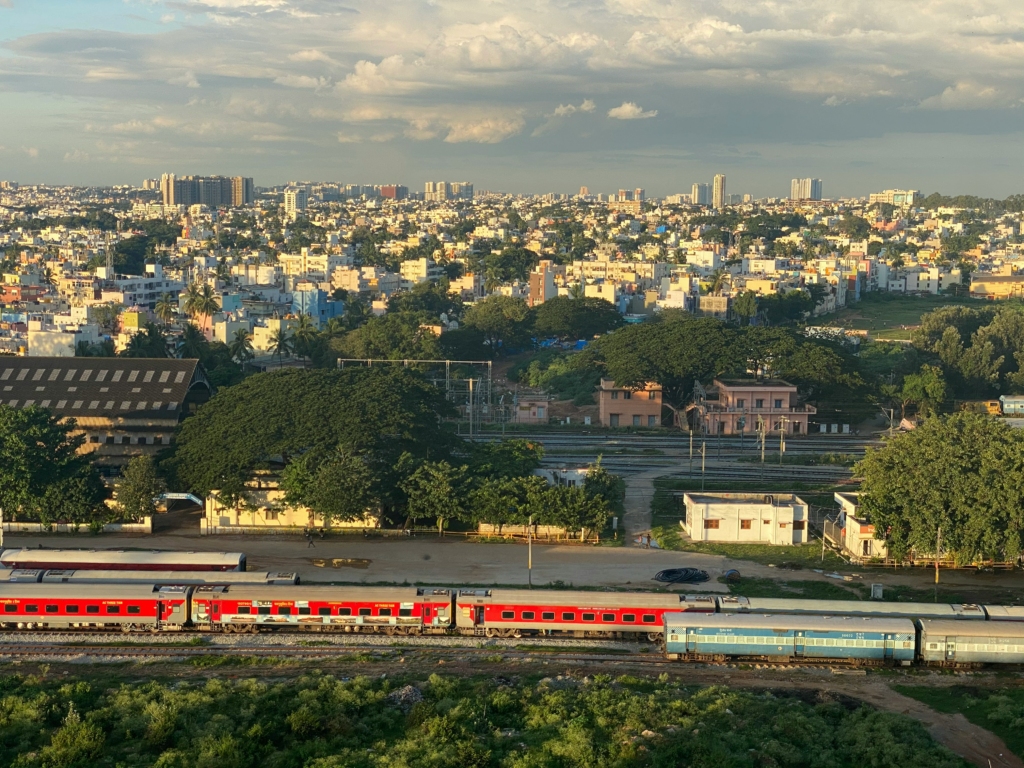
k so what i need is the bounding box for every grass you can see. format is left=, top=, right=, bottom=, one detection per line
left=894, top=686, right=1024, bottom=759
left=721, top=575, right=867, bottom=600
left=736, top=452, right=858, bottom=467
left=823, top=292, right=984, bottom=335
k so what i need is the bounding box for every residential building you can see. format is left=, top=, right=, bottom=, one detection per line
left=712, top=174, right=727, bottom=209
left=284, top=188, right=308, bottom=219
left=0, top=358, right=211, bottom=468
left=971, top=273, right=1024, bottom=299
left=528, top=260, right=558, bottom=306
left=695, top=378, right=815, bottom=435
left=160, top=174, right=253, bottom=207
left=400, top=257, right=442, bottom=285
left=680, top=492, right=808, bottom=545
left=598, top=378, right=662, bottom=428
left=691, top=183, right=711, bottom=206
left=790, top=178, right=823, bottom=201
left=868, top=189, right=923, bottom=207
left=291, top=288, right=343, bottom=327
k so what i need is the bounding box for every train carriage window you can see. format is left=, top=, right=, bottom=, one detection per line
left=237, top=606, right=251, bottom=614
left=66, top=605, right=79, bottom=614
left=501, top=611, right=515, bottom=620
left=541, top=612, right=555, bottom=621
left=4, top=605, right=16, bottom=613
left=583, top=613, right=596, bottom=622
left=379, top=608, right=393, bottom=617
left=399, top=608, right=412, bottom=617
left=522, top=611, right=535, bottom=620
left=358, top=608, right=371, bottom=616
left=258, top=607, right=271, bottom=615
left=339, top=608, right=353, bottom=616
left=602, top=613, right=616, bottom=622
left=318, top=607, right=331, bottom=616
left=87, top=605, right=99, bottom=614
left=642, top=614, right=657, bottom=624
left=562, top=612, right=575, bottom=621
left=298, top=607, right=310, bottom=616
left=277, top=607, right=292, bottom=616
left=45, top=605, right=58, bottom=613
left=25, top=605, right=38, bottom=613
left=106, top=606, right=120, bottom=614
left=622, top=614, right=636, bottom=622
left=128, top=606, right=141, bottom=615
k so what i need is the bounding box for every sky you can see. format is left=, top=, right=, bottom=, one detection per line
left=1, top=0, right=1024, bottom=197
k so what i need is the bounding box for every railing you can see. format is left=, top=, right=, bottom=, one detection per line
left=705, top=405, right=817, bottom=414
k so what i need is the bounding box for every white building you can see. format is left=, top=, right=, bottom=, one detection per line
left=400, top=257, right=442, bottom=286
left=680, top=492, right=808, bottom=545
left=284, top=188, right=308, bottom=219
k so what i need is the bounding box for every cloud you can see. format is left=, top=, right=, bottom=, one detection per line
left=444, top=116, right=524, bottom=143
left=274, top=74, right=332, bottom=90
left=63, top=149, right=90, bottom=162
left=552, top=99, right=595, bottom=117
left=22, top=147, right=38, bottom=158
left=823, top=96, right=847, bottom=107
left=607, top=102, right=657, bottom=120
left=919, top=81, right=1023, bottom=111
left=168, top=71, right=200, bottom=88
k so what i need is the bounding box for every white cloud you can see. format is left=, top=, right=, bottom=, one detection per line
left=22, top=146, right=38, bottom=158
left=337, top=132, right=362, bottom=143
left=168, top=70, right=200, bottom=89
left=274, top=74, right=332, bottom=89
left=607, top=102, right=657, bottom=120
left=552, top=99, right=596, bottom=117
left=823, top=96, right=847, bottom=107
left=919, top=81, right=1023, bottom=111
left=63, top=149, right=90, bottom=162
left=444, top=116, right=524, bottom=143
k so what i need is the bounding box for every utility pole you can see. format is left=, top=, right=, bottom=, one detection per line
left=527, top=513, right=533, bottom=589
left=468, top=378, right=474, bottom=440
left=700, top=441, right=707, bottom=491
left=779, top=416, right=789, bottom=466
left=688, top=428, right=694, bottom=477
left=935, top=525, right=941, bottom=585
left=758, top=417, right=767, bottom=481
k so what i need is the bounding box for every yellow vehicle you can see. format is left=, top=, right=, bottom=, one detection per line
left=956, top=400, right=1002, bottom=415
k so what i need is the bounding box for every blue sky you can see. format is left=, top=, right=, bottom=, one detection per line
left=2, top=0, right=1024, bottom=197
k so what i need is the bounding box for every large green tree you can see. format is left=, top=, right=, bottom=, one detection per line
left=0, top=405, right=108, bottom=524
left=462, top=295, right=532, bottom=352
left=114, top=455, right=164, bottom=522
left=334, top=312, right=442, bottom=360
left=401, top=460, right=468, bottom=533
left=281, top=449, right=376, bottom=525
left=856, top=413, right=1024, bottom=565
left=533, top=296, right=623, bottom=340
left=169, top=367, right=456, bottom=507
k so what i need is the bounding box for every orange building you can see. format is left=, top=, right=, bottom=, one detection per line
left=598, top=379, right=662, bottom=428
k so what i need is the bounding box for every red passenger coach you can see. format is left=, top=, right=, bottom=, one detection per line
left=190, top=586, right=454, bottom=634
left=455, top=590, right=716, bottom=639
left=0, top=584, right=191, bottom=631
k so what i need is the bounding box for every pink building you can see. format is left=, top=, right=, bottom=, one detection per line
left=513, top=395, right=550, bottom=425
left=697, top=378, right=815, bottom=435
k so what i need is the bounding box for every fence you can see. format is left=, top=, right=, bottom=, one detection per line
left=2, top=517, right=153, bottom=535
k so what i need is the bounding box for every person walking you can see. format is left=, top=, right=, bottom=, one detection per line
left=305, top=530, right=314, bottom=548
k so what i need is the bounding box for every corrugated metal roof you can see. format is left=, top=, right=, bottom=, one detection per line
left=0, top=358, right=203, bottom=420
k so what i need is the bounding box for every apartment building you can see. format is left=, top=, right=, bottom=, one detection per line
left=598, top=379, right=662, bottom=427
left=697, top=378, right=815, bottom=435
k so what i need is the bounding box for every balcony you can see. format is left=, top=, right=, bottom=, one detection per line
left=704, top=404, right=817, bottom=415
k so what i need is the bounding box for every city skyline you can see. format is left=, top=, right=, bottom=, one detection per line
left=1, top=1, right=1023, bottom=196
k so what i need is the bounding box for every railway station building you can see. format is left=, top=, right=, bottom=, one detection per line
left=0, top=357, right=211, bottom=470
left=680, top=492, right=809, bottom=545
left=693, top=378, right=815, bottom=436
left=598, top=378, right=663, bottom=427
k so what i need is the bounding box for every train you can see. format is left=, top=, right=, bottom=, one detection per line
left=0, top=569, right=298, bottom=586
left=0, top=549, right=246, bottom=572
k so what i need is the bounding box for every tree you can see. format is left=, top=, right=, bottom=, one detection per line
left=0, top=405, right=108, bottom=524
left=122, top=322, right=169, bottom=358
left=291, top=314, right=319, bottom=365
left=178, top=323, right=209, bottom=360
left=901, top=364, right=947, bottom=417
left=387, top=281, right=462, bottom=318
left=269, top=327, right=293, bottom=365
left=401, top=460, right=468, bottom=534
left=465, top=439, right=544, bottom=480
left=462, top=295, right=532, bottom=353
left=732, top=290, right=758, bottom=325
left=114, top=455, right=163, bottom=522
left=154, top=292, right=178, bottom=326
left=91, top=303, right=123, bottom=334
left=281, top=449, right=376, bottom=526
left=856, top=413, right=1024, bottom=565
left=183, top=282, right=218, bottom=324
left=533, top=296, right=623, bottom=340
left=484, top=245, right=538, bottom=281
left=545, top=484, right=611, bottom=541
left=169, top=367, right=456, bottom=509
left=334, top=312, right=442, bottom=360
left=228, top=328, right=254, bottom=363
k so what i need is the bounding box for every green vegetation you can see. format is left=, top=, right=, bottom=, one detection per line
left=509, top=349, right=601, bottom=405
left=857, top=413, right=1024, bottom=565
left=736, top=452, right=857, bottom=467
left=895, top=686, right=1024, bottom=759
left=0, top=671, right=967, bottom=767
left=0, top=405, right=108, bottom=525
left=113, top=455, right=164, bottom=523
left=721, top=576, right=866, bottom=601
left=825, top=292, right=981, bottom=337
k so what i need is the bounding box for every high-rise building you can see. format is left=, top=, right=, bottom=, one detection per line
left=790, top=178, right=823, bottom=201
left=634, top=188, right=645, bottom=203
left=691, top=183, right=711, bottom=206
left=160, top=174, right=253, bottom=207
left=284, top=187, right=308, bottom=219
left=868, top=189, right=922, bottom=207
left=579, top=186, right=589, bottom=197
left=712, top=174, right=727, bottom=209
left=425, top=181, right=472, bottom=202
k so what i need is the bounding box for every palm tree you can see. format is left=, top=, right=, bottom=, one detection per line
left=182, top=283, right=202, bottom=319
left=323, top=316, right=346, bottom=339
left=484, top=267, right=502, bottom=294
left=178, top=322, right=208, bottom=360
left=268, top=328, right=293, bottom=366
left=291, top=314, right=318, bottom=365
left=344, top=299, right=370, bottom=331
left=228, top=328, right=254, bottom=363
left=568, top=282, right=585, bottom=300
left=154, top=292, right=177, bottom=326
left=183, top=282, right=218, bottom=326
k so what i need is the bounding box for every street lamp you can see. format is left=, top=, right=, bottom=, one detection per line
left=527, top=513, right=533, bottom=588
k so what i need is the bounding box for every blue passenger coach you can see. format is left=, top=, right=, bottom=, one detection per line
left=664, top=613, right=916, bottom=664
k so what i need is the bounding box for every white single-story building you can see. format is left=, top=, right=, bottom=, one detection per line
left=680, top=492, right=808, bottom=545
left=826, top=492, right=888, bottom=560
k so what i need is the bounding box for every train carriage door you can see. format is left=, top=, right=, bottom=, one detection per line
left=883, top=634, right=894, bottom=661
left=474, top=606, right=484, bottom=626
left=946, top=637, right=956, bottom=662
left=794, top=631, right=805, bottom=658
left=686, top=630, right=697, bottom=654
left=157, top=601, right=164, bottom=627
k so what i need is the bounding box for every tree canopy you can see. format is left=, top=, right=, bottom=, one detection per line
left=533, top=297, right=623, bottom=340
left=857, top=413, right=1024, bottom=565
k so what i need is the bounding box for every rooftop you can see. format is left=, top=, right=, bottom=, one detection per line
left=714, top=378, right=796, bottom=389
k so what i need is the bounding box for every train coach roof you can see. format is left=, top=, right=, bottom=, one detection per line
left=722, top=597, right=984, bottom=618
left=982, top=605, right=1024, bottom=620
left=194, top=585, right=446, bottom=601
left=458, top=590, right=691, bottom=608
left=920, top=620, right=1024, bottom=638
left=664, top=612, right=916, bottom=633
left=0, top=549, right=244, bottom=568
left=35, top=570, right=297, bottom=585
left=0, top=584, right=187, bottom=599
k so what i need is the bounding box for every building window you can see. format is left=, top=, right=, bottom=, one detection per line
left=755, top=399, right=764, bottom=408
left=793, top=422, right=801, bottom=434
left=648, top=391, right=656, bottom=400
left=265, top=510, right=279, bottom=521
left=737, top=399, right=745, bottom=408
left=623, top=391, right=632, bottom=400
left=536, top=407, right=545, bottom=418
left=779, top=522, right=788, bottom=528
left=704, top=519, right=720, bottom=529
left=611, top=391, right=619, bottom=400
left=610, top=414, right=620, bottom=427
left=633, top=415, right=641, bottom=426
left=740, top=520, right=752, bottom=530
left=763, top=520, right=771, bottom=525
left=793, top=520, right=806, bottom=530
left=774, top=399, right=783, bottom=408
left=648, top=415, right=657, bottom=427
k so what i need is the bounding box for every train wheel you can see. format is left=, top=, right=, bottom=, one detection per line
left=512, top=630, right=522, bottom=639
left=485, top=629, right=499, bottom=638
left=647, top=632, right=661, bottom=643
